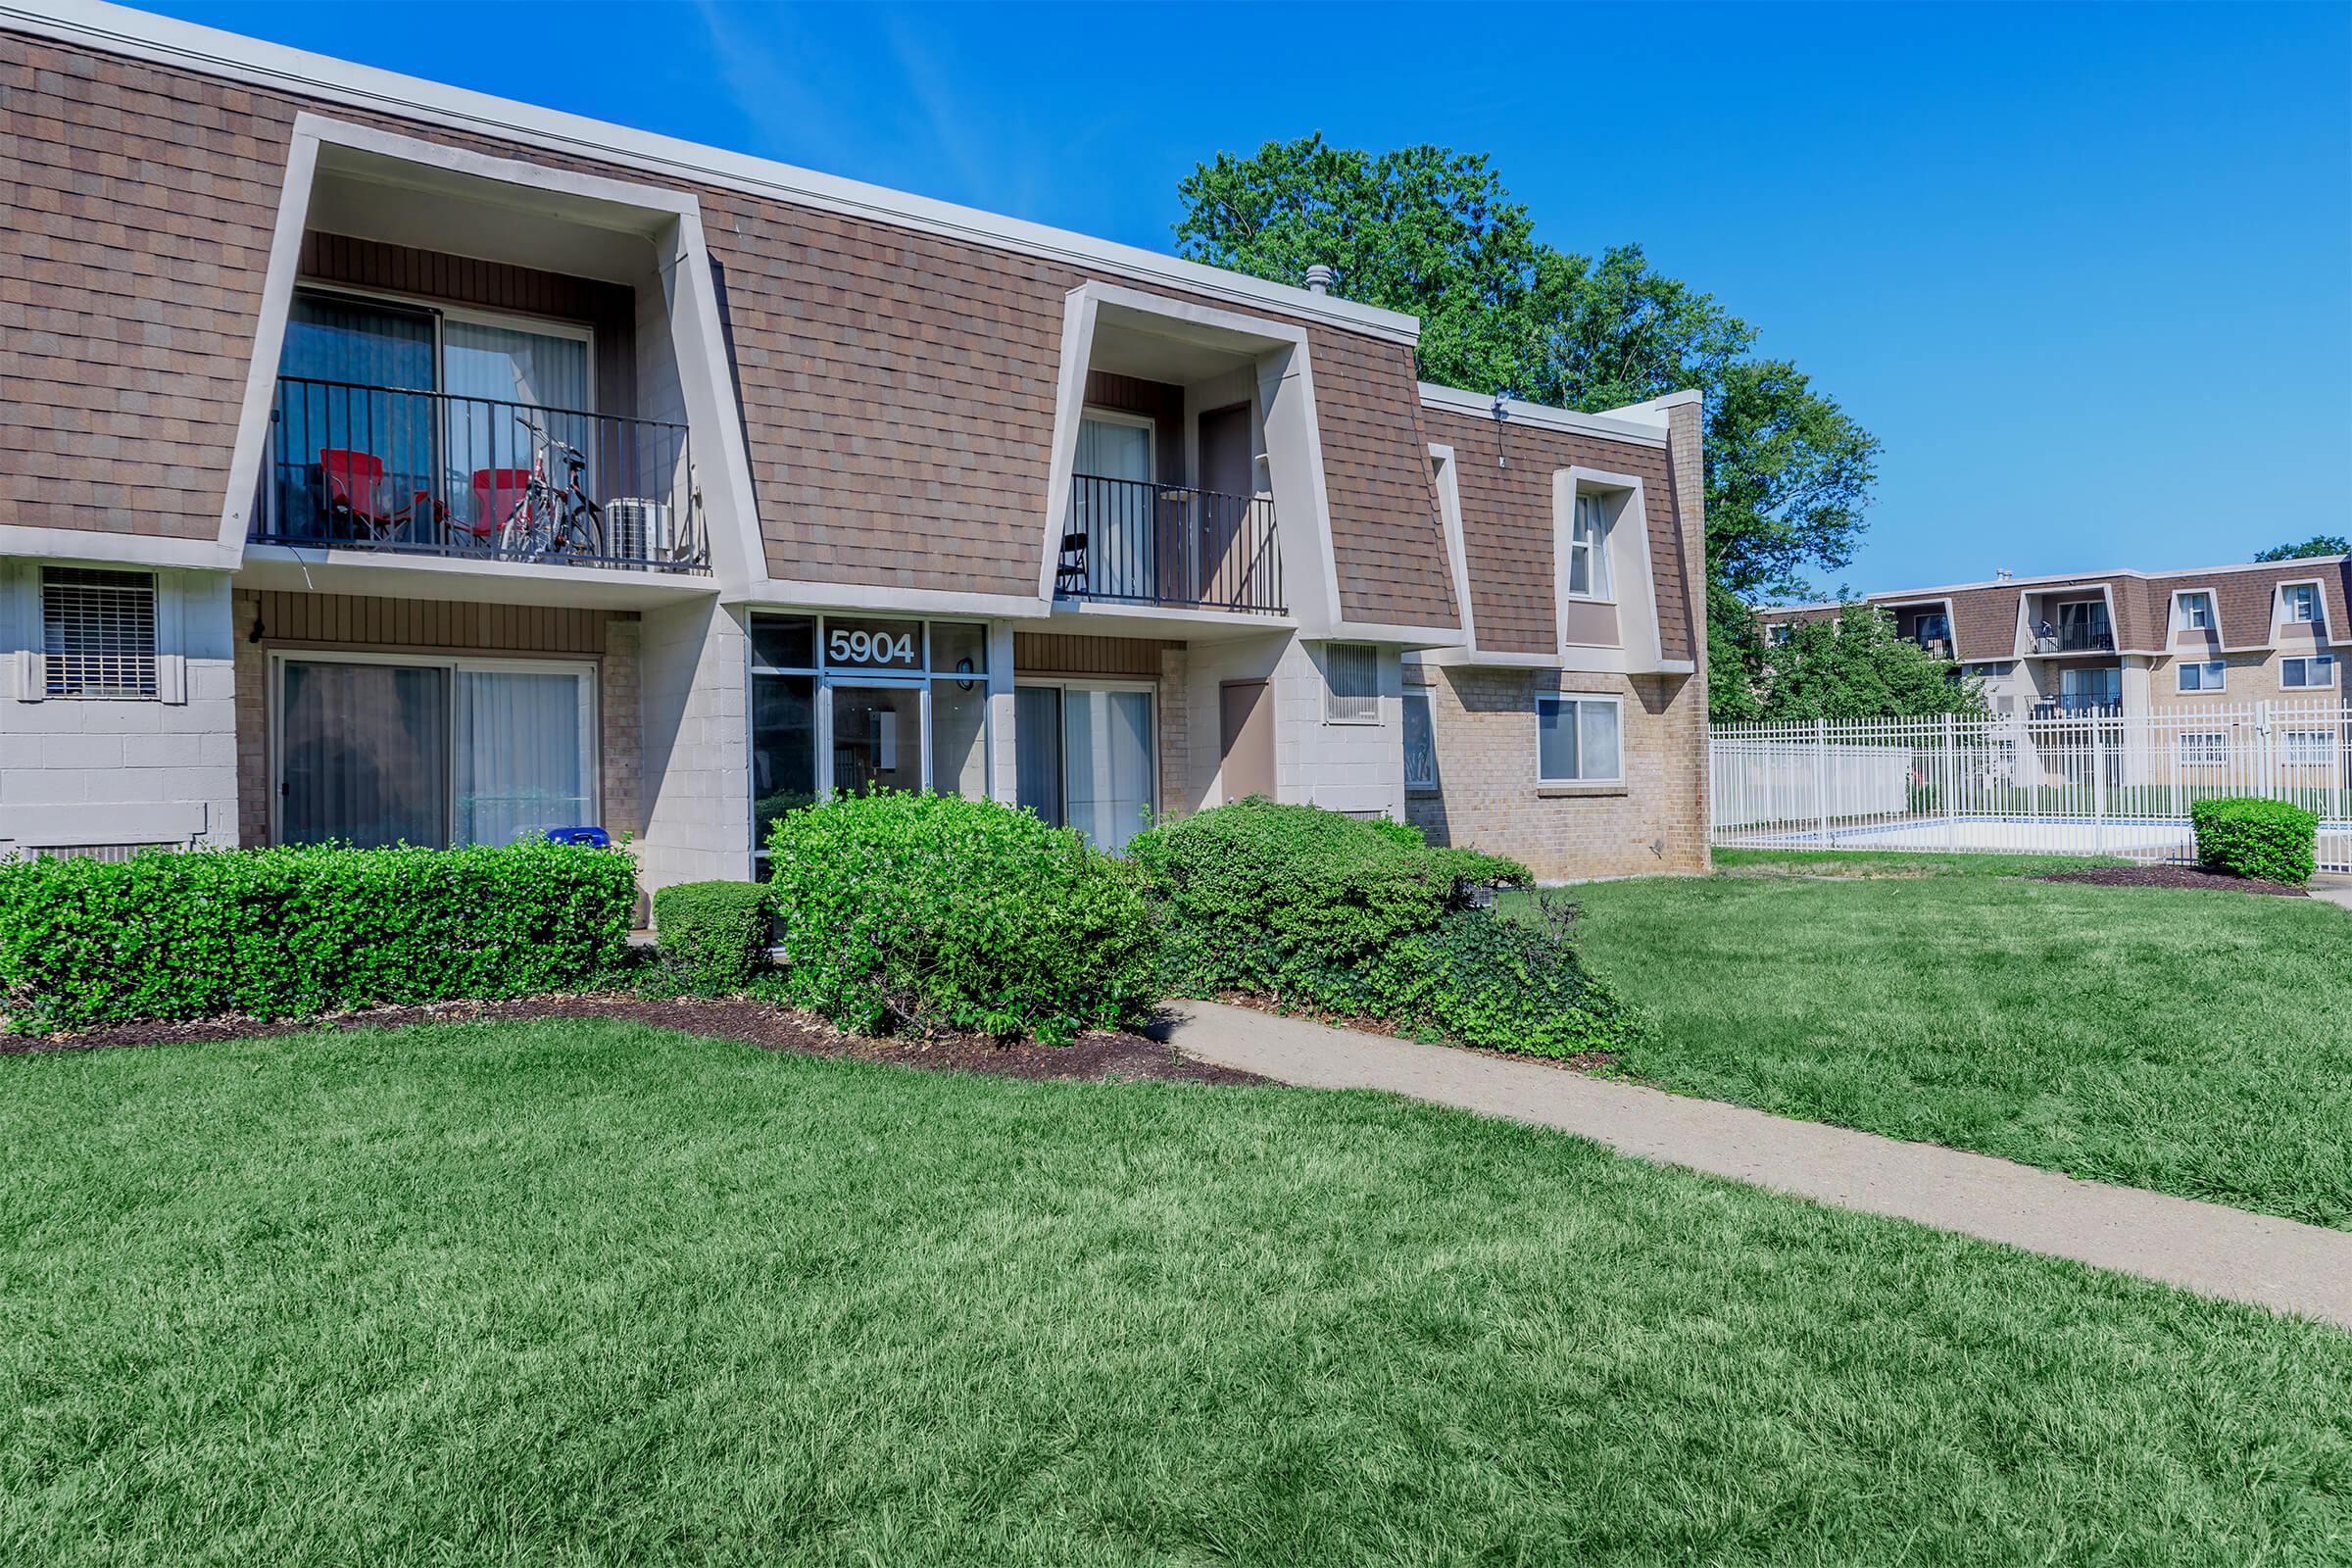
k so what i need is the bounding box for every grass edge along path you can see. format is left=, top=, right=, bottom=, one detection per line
left=1536, top=860, right=2352, bottom=1230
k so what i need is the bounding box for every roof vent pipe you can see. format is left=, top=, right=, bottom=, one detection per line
left=1303, top=264, right=1334, bottom=296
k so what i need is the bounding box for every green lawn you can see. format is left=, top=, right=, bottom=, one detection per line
left=4, top=1024, right=2348, bottom=1564
left=1536, top=856, right=2352, bottom=1228
left=1709, top=846, right=2130, bottom=879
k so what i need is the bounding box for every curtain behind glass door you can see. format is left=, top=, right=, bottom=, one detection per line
left=443, top=320, right=593, bottom=537
left=278, top=661, right=449, bottom=848
left=1073, top=416, right=1155, bottom=601
left=1015, top=686, right=1064, bottom=827
left=454, top=669, right=591, bottom=846
left=275, top=296, right=436, bottom=540
left=1064, top=689, right=1153, bottom=853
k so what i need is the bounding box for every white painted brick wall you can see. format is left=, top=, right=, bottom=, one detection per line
left=0, top=564, right=238, bottom=852
left=634, top=597, right=753, bottom=892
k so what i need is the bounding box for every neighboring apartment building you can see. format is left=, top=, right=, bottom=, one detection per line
left=0, top=1, right=1710, bottom=888
left=1769, top=555, right=2349, bottom=721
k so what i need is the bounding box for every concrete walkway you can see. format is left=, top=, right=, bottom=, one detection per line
left=2309, top=873, right=2352, bottom=912
left=1164, top=1000, right=2352, bottom=1328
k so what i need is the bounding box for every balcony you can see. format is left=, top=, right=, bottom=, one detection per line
left=252, top=377, right=707, bottom=572
left=1913, top=635, right=1954, bottom=660
left=2031, top=623, right=2115, bottom=654
left=1055, top=475, right=1283, bottom=614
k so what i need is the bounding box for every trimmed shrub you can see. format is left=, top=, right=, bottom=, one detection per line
left=2192, top=798, right=2319, bottom=885
left=763, top=791, right=1157, bottom=1044
left=0, top=841, right=636, bottom=1034
left=1127, top=799, right=1529, bottom=986
left=1133, top=801, right=1632, bottom=1055
left=653, top=881, right=773, bottom=994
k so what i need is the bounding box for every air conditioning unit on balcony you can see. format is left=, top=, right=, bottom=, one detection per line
left=606, top=498, right=671, bottom=563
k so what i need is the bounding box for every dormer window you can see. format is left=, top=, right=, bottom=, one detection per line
left=2178, top=593, right=2214, bottom=631
left=1566, top=493, right=1612, bottom=601
left=2283, top=584, right=2321, bottom=624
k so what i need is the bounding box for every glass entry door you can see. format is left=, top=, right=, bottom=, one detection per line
left=828, top=683, right=924, bottom=798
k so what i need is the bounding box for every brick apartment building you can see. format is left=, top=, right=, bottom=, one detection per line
left=1769, top=556, right=2348, bottom=721
left=1, top=0, right=1711, bottom=886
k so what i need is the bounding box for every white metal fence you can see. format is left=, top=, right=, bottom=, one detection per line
left=1711, top=700, right=2352, bottom=871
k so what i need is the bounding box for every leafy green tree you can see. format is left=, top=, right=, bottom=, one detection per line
left=2253, top=535, right=2349, bottom=562
left=1757, top=605, right=1984, bottom=722
left=1174, top=136, right=1880, bottom=717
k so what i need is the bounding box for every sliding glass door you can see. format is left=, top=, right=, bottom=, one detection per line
left=1015, top=684, right=1155, bottom=853
left=279, top=660, right=449, bottom=849
left=277, top=656, right=596, bottom=849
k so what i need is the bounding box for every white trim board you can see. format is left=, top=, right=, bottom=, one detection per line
left=1416, top=382, right=1671, bottom=448
left=5, top=0, right=1421, bottom=346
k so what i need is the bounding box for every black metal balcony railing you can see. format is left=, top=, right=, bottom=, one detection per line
left=253, top=376, right=708, bottom=572
left=1056, top=474, right=1282, bottom=614
left=2031, top=619, right=2115, bottom=653
left=1913, top=635, right=1954, bottom=660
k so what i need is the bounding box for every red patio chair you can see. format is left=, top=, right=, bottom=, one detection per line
left=468, top=467, right=535, bottom=549
left=318, top=449, right=434, bottom=545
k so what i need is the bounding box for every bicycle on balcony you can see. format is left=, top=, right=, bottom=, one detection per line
left=464, top=415, right=603, bottom=563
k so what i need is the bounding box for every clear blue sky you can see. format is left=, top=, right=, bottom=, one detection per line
left=146, top=0, right=2352, bottom=596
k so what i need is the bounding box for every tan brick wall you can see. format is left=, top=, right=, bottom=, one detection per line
left=1157, top=644, right=1191, bottom=821
left=1404, top=664, right=1708, bottom=881
left=2145, top=649, right=2340, bottom=710
left=2, top=30, right=1460, bottom=627
left=229, top=589, right=641, bottom=845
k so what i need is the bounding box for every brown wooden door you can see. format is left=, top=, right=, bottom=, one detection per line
left=1200, top=403, right=1253, bottom=497
left=1198, top=404, right=1258, bottom=608
left=1219, top=679, right=1274, bottom=803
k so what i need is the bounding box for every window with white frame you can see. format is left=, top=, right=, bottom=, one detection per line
left=1566, top=492, right=1613, bottom=600
left=1767, top=622, right=1793, bottom=645
left=2282, top=730, right=2336, bottom=767
left=2179, top=731, right=2228, bottom=766
left=1536, top=693, right=1622, bottom=784
left=2177, top=592, right=2214, bottom=631
left=42, top=566, right=158, bottom=699
left=1402, top=689, right=1438, bottom=791
left=2282, top=584, right=2321, bottom=624
left=2178, top=660, right=2226, bottom=693
left=1324, top=642, right=1380, bottom=723
left=2283, top=654, right=2337, bottom=689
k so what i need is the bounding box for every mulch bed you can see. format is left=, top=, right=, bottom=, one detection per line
left=2036, top=864, right=2309, bottom=898
left=0, top=994, right=1270, bottom=1086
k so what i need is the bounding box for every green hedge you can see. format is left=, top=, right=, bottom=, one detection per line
left=1128, top=800, right=1529, bottom=986
left=763, top=791, right=1157, bottom=1044
left=1133, top=801, right=1634, bottom=1056
left=653, top=881, right=773, bottom=994
left=2191, top=798, right=2320, bottom=885
left=0, top=841, right=637, bottom=1034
